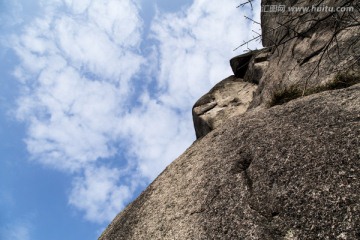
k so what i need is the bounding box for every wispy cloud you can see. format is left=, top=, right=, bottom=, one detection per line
left=8, top=0, right=261, bottom=224
left=12, top=0, right=144, bottom=172
left=123, top=0, right=262, bottom=179
left=0, top=1, right=24, bottom=29
left=69, top=166, right=133, bottom=223
left=151, top=0, right=261, bottom=109
left=0, top=220, right=32, bottom=240
left=11, top=0, right=145, bottom=223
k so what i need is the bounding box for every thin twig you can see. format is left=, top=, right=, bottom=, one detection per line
left=237, top=0, right=254, bottom=9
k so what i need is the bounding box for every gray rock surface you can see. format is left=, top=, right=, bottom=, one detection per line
left=230, top=48, right=271, bottom=84
left=254, top=0, right=360, bottom=108
left=100, top=84, right=360, bottom=240
left=99, top=1, right=360, bottom=239
left=192, top=48, right=272, bottom=139
left=192, top=76, right=257, bottom=139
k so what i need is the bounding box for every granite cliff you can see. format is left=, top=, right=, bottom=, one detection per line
left=100, top=0, right=359, bottom=239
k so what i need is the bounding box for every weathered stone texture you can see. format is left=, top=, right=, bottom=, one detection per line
left=230, top=47, right=271, bottom=84
left=99, top=0, right=360, bottom=239
left=100, top=84, right=360, bottom=240
left=192, top=76, right=257, bottom=139
left=254, top=0, right=360, bottom=108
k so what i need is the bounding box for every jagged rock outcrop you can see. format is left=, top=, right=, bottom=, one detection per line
left=253, top=0, right=360, bottom=108
left=230, top=47, right=271, bottom=84
left=192, top=76, right=257, bottom=139
left=192, top=48, right=272, bottom=139
left=193, top=0, right=360, bottom=138
left=100, top=0, right=359, bottom=239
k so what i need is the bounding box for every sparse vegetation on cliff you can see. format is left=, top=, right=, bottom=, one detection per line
left=269, top=70, right=360, bottom=106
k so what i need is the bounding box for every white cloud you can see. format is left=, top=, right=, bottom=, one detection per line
left=88, top=0, right=143, bottom=46
left=9, top=0, right=261, bottom=224
left=69, top=166, right=133, bottom=223
left=122, top=0, right=262, bottom=179
left=0, top=221, right=32, bottom=240
left=150, top=0, right=262, bottom=110
left=0, top=1, right=24, bottom=28
left=23, top=78, right=123, bottom=170
left=12, top=0, right=144, bottom=172
left=10, top=0, right=145, bottom=223
left=121, top=98, right=194, bottom=179
left=54, top=15, right=143, bottom=82
left=63, top=0, right=92, bottom=14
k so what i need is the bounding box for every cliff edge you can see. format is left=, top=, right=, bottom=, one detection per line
left=99, top=1, right=359, bottom=239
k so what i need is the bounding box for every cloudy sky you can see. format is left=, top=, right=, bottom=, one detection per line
left=0, top=0, right=261, bottom=239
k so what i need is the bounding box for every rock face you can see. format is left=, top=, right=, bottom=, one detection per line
left=254, top=0, right=360, bottom=108
left=230, top=47, right=271, bottom=84
left=192, top=76, right=257, bottom=139
left=100, top=84, right=360, bottom=240
left=192, top=48, right=272, bottom=139
left=192, top=0, right=360, bottom=138
left=100, top=0, right=359, bottom=239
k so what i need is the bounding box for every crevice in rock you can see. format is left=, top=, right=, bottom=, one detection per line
left=233, top=158, right=252, bottom=173
left=247, top=201, right=271, bottom=223
left=231, top=151, right=254, bottom=193
left=243, top=170, right=253, bottom=192
left=230, top=54, right=253, bottom=78
left=195, top=102, right=217, bottom=116
left=254, top=55, right=269, bottom=63
left=208, top=188, right=221, bottom=205
left=190, top=208, right=206, bottom=215
left=231, top=151, right=253, bottom=174
left=271, top=211, right=280, bottom=218
left=299, top=46, right=325, bottom=66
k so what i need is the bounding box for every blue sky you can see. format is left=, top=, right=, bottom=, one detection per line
left=0, top=0, right=261, bottom=239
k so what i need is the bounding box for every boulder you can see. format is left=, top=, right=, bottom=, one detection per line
left=230, top=48, right=271, bottom=83
left=192, top=76, right=257, bottom=139
left=193, top=47, right=273, bottom=139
